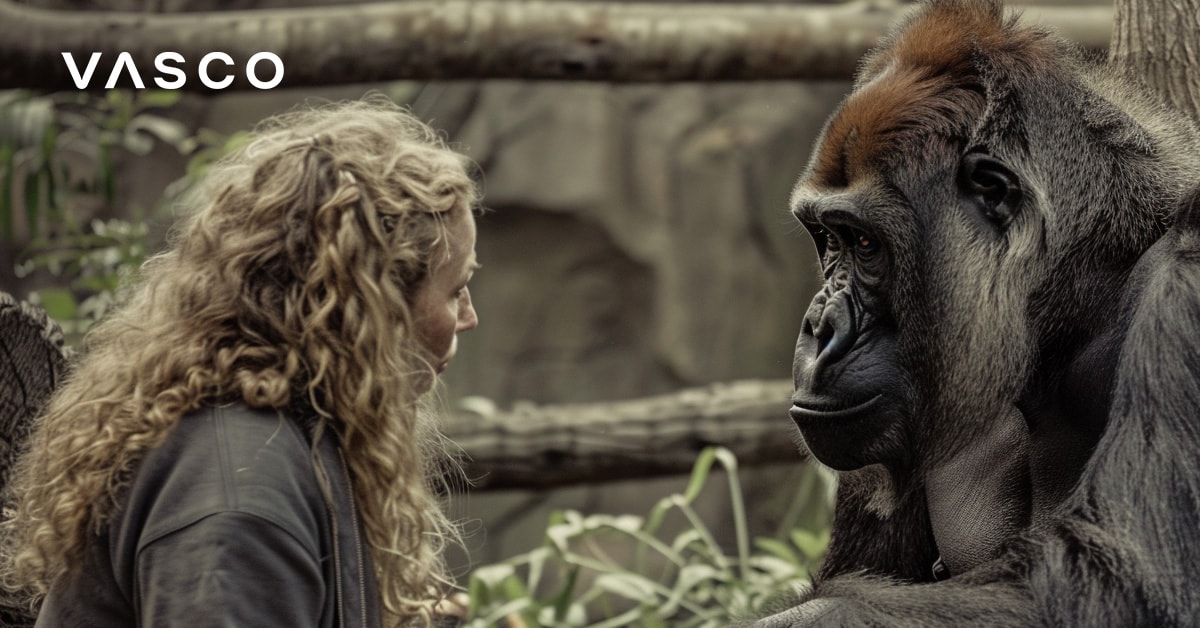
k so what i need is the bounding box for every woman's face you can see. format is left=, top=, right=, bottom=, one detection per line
left=412, top=210, right=479, bottom=373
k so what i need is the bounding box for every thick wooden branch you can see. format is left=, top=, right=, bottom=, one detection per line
left=0, top=1, right=1111, bottom=91
left=441, top=379, right=801, bottom=491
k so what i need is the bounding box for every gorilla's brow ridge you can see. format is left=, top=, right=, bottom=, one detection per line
left=810, top=0, right=1054, bottom=191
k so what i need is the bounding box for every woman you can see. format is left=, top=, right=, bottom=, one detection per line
left=0, top=97, right=480, bottom=627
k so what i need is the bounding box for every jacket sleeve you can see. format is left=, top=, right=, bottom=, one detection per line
left=136, top=510, right=325, bottom=627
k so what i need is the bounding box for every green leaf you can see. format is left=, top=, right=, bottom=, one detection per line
left=525, top=546, right=550, bottom=593
left=683, top=447, right=718, bottom=503
left=1, top=142, right=14, bottom=240
left=45, top=163, right=60, bottom=220
left=546, top=509, right=568, bottom=528
left=551, top=564, right=580, bottom=622
left=593, top=572, right=659, bottom=605
left=2, top=96, right=53, bottom=148
left=674, top=563, right=721, bottom=591
left=472, top=563, right=516, bottom=587
left=98, top=143, right=114, bottom=206
left=470, top=598, right=535, bottom=628
left=40, top=115, right=57, bottom=162
left=75, top=275, right=117, bottom=293
left=467, top=573, right=491, bottom=608
left=640, top=613, right=669, bottom=628
left=790, top=528, right=830, bottom=561
left=500, top=575, right=528, bottom=602
left=135, top=90, right=182, bottom=109
left=712, top=446, right=750, bottom=579
left=547, top=510, right=588, bottom=553
left=128, top=113, right=190, bottom=148
left=122, top=128, right=154, bottom=155
left=586, top=606, right=650, bottom=628
left=670, top=528, right=705, bottom=554
left=754, top=538, right=801, bottom=565
left=712, top=447, right=739, bottom=474
left=581, top=512, right=643, bottom=534
left=24, top=168, right=41, bottom=241
left=746, top=555, right=804, bottom=581
left=538, top=602, right=587, bottom=627
left=33, top=288, right=77, bottom=320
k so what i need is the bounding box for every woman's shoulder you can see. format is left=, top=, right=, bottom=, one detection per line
left=120, top=403, right=328, bottom=554
left=151, top=402, right=317, bottom=485
left=162, top=402, right=314, bottom=463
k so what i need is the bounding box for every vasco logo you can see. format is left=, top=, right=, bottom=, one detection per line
left=62, top=52, right=285, bottom=90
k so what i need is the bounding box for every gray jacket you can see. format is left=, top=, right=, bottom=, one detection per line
left=36, top=403, right=381, bottom=627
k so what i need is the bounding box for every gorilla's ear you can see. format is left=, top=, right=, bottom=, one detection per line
left=958, top=151, right=1022, bottom=229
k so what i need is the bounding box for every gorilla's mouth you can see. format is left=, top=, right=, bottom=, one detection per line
left=790, top=394, right=883, bottom=421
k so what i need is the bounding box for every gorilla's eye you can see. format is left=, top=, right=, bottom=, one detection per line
left=853, top=230, right=879, bottom=255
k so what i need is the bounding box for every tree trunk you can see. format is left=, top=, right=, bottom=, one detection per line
left=441, top=379, right=797, bottom=491
left=1110, top=0, right=1200, bottom=123
left=0, top=0, right=1112, bottom=90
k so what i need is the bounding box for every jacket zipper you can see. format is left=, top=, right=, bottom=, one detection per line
left=323, top=452, right=346, bottom=628
left=338, top=449, right=368, bottom=627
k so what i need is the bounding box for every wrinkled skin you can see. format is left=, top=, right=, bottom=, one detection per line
left=749, top=1, right=1200, bottom=626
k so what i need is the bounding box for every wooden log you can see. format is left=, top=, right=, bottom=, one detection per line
left=0, top=1, right=1112, bottom=90
left=442, top=378, right=802, bottom=491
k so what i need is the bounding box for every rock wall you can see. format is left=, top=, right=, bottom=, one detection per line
left=202, top=80, right=847, bottom=407
left=428, top=81, right=847, bottom=404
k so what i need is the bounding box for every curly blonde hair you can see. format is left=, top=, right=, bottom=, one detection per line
left=0, top=96, right=477, bottom=626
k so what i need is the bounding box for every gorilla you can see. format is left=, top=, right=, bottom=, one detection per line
left=757, top=0, right=1200, bottom=625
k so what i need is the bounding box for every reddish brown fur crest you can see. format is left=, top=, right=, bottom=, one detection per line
left=810, top=0, right=1056, bottom=190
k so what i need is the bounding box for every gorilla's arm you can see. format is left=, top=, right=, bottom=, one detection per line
left=754, top=568, right=1035, bottom=627
left=1029, top=187, right=1200, bottom=626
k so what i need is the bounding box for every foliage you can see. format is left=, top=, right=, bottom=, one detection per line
left=1, top=89, right=237, bottom=342
left=465, top=447, right=832, bottom=627
left=14, top=217, right=148, bottom=339
left=0, top=90, right=188, bottom=241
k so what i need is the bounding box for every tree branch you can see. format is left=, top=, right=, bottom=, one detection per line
left=442, top=379, right=800, bottom=491
left=0, top=0, right=1112, bottom=91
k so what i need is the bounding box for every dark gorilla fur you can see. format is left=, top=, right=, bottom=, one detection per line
left=753, top=0, right=1200, bottom=625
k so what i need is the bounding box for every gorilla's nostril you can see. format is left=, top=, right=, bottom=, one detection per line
left=814, top=318, right=834, bottom=356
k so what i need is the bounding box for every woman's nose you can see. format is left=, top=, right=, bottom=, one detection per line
left=457, top=291, right=478, bottom=332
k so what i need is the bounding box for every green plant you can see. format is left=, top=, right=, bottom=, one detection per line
left=465, top=448, right=831, bottom=627
left=2, top=89, right=238, bottom=342
left=0, top=89, right=189, bottom=242
left=14, top=217, right=148, bottom=340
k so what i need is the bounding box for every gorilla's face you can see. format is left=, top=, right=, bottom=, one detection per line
left=786, top=54, right=1039, bottom=473
left=778, top=10, right=1056, bottom=471
left=789, top=145, right=1029, bottom=472
left=789, top=186, right=915, bottom=471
